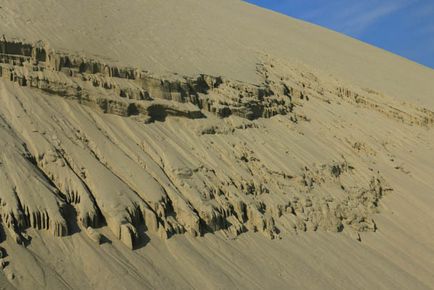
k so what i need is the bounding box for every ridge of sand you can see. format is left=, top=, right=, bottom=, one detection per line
left=0, top=0, right=433, bottom=107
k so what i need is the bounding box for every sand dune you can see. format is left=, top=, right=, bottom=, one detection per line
left=0, top=1, right=433, bottom=289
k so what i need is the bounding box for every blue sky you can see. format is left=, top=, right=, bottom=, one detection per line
left=245, top=0, right=434, bottom=69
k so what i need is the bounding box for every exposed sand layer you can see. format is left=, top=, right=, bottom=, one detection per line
left=1, top=0, right=434, bottom=108
left=0, top=1, right=433, bottom=289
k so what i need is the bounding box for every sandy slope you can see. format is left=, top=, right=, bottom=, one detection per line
left=1, top=0, right=433, bottom=107
left=0, top=1, right=433, bottom=289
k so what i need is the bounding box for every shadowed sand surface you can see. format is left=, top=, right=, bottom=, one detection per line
left=0, top=0, right=433, bottom=289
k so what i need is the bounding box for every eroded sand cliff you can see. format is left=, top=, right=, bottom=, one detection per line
left=0, top=1, right=433, bottom=289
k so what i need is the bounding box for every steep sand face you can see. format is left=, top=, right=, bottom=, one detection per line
left=1, top=0, right=433, bottom=107
left=0, top=1, right=433, bottom=290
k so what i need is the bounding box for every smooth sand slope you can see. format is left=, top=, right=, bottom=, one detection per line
left=0, top=0, right=433, bottom=289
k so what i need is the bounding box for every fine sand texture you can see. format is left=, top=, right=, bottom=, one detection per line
left=0, top=0, right=433, bottom=289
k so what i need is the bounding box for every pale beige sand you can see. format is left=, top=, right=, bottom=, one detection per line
left=1, top=0, right=434, bottom=107
left=0, top=0, right=433, bottom=289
